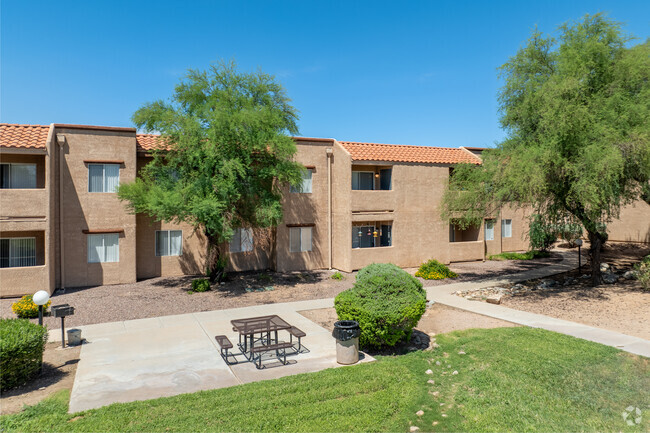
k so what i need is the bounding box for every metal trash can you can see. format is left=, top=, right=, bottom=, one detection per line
left=332, top=320, right=361, bottom=364
left=67, top=329, right=82, bottom=346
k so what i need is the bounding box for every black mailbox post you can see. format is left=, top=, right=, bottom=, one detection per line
left=51, top=304, right=75, bottom=348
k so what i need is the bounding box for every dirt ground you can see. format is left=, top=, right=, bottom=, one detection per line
left=0, top=342, right=81, bottom=415
left=301, top=303, right=518, bottom=335
left=300, top=303, right=518, bottom=355
left=502, top=243, right=650, bottom=339
left=0, top=255, right=560, bottom=329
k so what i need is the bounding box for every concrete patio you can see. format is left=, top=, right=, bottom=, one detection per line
left=60, top=298, right=372, bottom=413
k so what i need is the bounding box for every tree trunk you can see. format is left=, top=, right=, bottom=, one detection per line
left=205, top=232, right=226, bottom=283
left=587, top=230, right=604, bottom=286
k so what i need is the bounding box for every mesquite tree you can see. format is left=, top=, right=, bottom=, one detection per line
left=442, top=14, right=650, bottom=285
left=118, top=61, right=304, bottom=282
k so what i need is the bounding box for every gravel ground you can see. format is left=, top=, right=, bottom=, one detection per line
left=502, top=243, right=650, bottom=340
left=1, top=253, right=563, bottom=329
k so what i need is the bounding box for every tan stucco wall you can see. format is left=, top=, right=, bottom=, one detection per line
left=275, top=140, right=332, bottom=272
left=607, top=200, right=650, bottom=243
left=1, top=142, right=54, bottom=297
left=54, top=128, right=137, bottom=288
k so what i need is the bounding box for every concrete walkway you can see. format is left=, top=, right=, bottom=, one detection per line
left=423, top=251, right=650, bottom=358
left=56, top=250, right=648, bottom=413
left=64, top=298, right=369, bottom=413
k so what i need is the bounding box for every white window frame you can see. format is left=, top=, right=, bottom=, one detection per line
left=485, top=220, right=495, bottom=241
left=290, top=169, right=313, bottom=193
left=87, top=233, right=119, bottom=263
left=229, top=228, right=254, bottom=253
left=501, top=219, right=512, bottom=238
left=289, top=227, right=312, bottom=252
left=0, top=163, right=37, bottom=189
left=351, top=170, right=375, bottom=190
left=0, top=237, right=36, bottom=268
left=88, top=163, right=120, bottom=193
left=155, top=230, right=183, bottom=256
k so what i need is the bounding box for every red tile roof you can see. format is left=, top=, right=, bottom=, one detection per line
left=339, top=141, right=482, bottom=165
left=136, top=134, right=170, bottom=152
left=0, top=124, right=50, bottom=149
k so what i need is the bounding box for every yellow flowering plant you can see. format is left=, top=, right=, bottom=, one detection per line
left=415, top=259, right=458, bottom=280
left=11, top=295, right=51, bottom=319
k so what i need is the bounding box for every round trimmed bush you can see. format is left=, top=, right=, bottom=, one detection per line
left=0, top=318, right=48, bottom=391
left=335, top=263, right=426, bottom=348
left=415, top=259, right=457, bottom=280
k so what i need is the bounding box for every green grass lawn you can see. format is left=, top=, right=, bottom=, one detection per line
left=488, top=250, right=551, bottom=261
left=2, top=328, right=648, bottom=432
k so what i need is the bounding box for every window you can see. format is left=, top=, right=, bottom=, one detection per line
left=229, top=228, right=253, bottom=253
left=351, top=171, right=374, bottom=190
left=290, top=169, right=313, bottom=193
left=289, top=227, right=312, bottom=252
left=352, top=223, right=392, bottom=248
left=379, top=169, right=392, bottom=190
left=87, top=234, right=119, bottom=263
left=0, top=238, right=36, bottom=268
left=88, top=164, right=120, bottom=193
left=485, top=220, right=495, bottom=241
left=501, top=219, right=512, bottom=238
left=156, top=230, right=182, bottom=256
left=0, top=163, right=37, bottom=189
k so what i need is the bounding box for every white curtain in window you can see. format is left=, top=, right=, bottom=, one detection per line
left=289, top=227, right=301, bottom=252
left=170, top=231, right=182, bottom=255
left=10, top=164, right=37, bottom=189
left=104, top=164, right=120, bottom=193
left=88, top=234, right=119, bottom=262
left=8, top=238, right=36, bottom=267
left=88, top=234, right=104, bottom=262
left=301, top=227, right=312, bottom=252
left=156, top=231, right=169, bottom=256
left=229, top=229, right=242, bottom=253
left=502, top=220, right=512, bottom=238
left=104, top=234, right=119, bottom=262
left=89, top=165, right=104, bottom=192
left=240, top=228, right=253, bottom=252
left=485, top=220, right=495, bottom=241
left=301, top=170, right=312, bottom=193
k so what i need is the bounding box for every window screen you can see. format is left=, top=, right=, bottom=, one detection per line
left=501, top=219, right=512, bottom=238
left=485, top=220, right=495, bottom=241
left=156, top=230, right=182, bottom=256
left=88, top=164, right=120, bottom=193
left=0, top=238, right=36, bottom=268
left=290, top=169, right=313, bottom=193
left=88, top=234, right=119, bottom=263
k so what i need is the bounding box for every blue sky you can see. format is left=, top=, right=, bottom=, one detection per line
left=2, top=1, right=648, bottom=148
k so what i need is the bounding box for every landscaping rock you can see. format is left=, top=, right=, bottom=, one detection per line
left=600, top=263, right=610, bottom=272
left=602, top=273, right=618, bottom=284
left=458, top=350, right=466, bottom=355
left=623, top=270, right=637, bottom=280
left=416, top=410, right=424, bottom=416
left=410, top=426, right=420, bottom=432
left=486, top=295, right=502, bottom=305
left=425, top=369, right=433, bottom=375
left=427, top=379, right=435, bottom=385
left=452, top=370, right=458, bottom=375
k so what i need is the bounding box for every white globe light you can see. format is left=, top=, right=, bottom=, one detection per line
left=33, top=290, right=50, bottom=306
left=574, top=239, right=583, bottom=247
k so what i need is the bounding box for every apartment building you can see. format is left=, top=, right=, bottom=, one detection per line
left=2, top=123, right=648, bottom=297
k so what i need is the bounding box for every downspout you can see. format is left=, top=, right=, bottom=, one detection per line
left=326, top=147, right=333, bottom=269
left=56, top=133, right=66, bottom=290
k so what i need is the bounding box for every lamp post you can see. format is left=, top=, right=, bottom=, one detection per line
left=33, top=290, right=50, bottom=326
left=574, top=239, right=583, bottom=275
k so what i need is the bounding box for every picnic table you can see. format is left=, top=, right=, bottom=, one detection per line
left=220, top=315, right=305, bottom=369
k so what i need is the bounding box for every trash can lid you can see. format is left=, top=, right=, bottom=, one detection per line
left=334, top=320, right=359, bottom=329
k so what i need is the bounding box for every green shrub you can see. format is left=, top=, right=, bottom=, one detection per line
left=488, top=250, right=551, bottom=260
left=414, top=259, right=457, bottom=280
left=0, top=318, right=48, bottom=391
left=11, top=295, right=51, bottom=319
left=556, top=223, right=583, bottom=246
left=529, top=214, right=557, bottom=251
left=191, top=278, right=211, bottom=292
left=635, top=255, right=650, bottom=291
left=335, top=263, right=426, bottom=348
left=331, top=271, right=344, bottom=280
